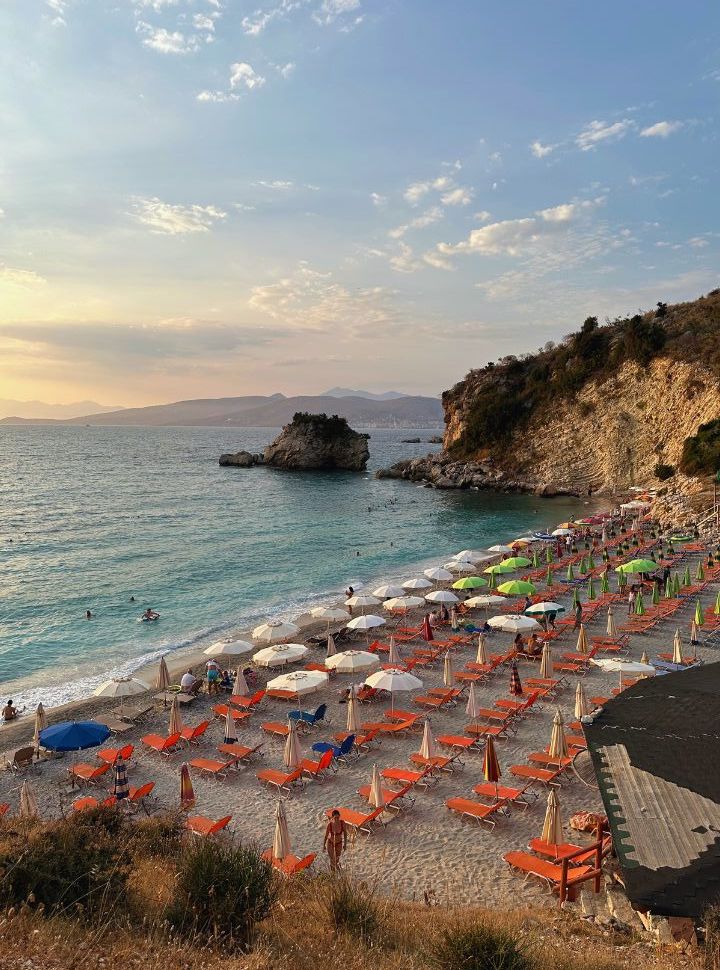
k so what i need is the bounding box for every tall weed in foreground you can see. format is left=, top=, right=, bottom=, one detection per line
left=430, top=920, right=531, bottom=970
left=324, top=873, right=387, bottom=943
left=705, top=905, right=720, bottom=970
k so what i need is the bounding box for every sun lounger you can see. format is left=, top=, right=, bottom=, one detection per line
left=72, top=795, right=117, bottom=811
left=288, top=703, right=327, bottom=728
left=414, top=694, right=457, bottom=710
left=266, top=689, right=298, bottom=701
left=97, top=743, right=134, bottom=766
left=464, top=721, right=515, bottom=740
left=475, top=707, right=517, bottom=725
left=257, top=765, right=305, bottom=793
left=384, top=709, right=425, bottom=726
left=179, top=720, right=211, bottom=745
left=213, top=704, right=252, bottom=725
left=472, top=782, right=536, bottom=808
left=445, top=797, right=507, bottom=828
left=509, top=764, right=563, bottom=786
left=261, top=721, right=290, bottom=739
left=437, top=734, right=478, bottom=752
left=141, top=732, right=182, bottom=756
left=527, top=752, right=572, bottom=768
left=217, top=742, right=264, bottom=764
left=528, top=836, right=612, bottom=865
left=333, top=729, right=382, bottom=751
left=409, top=753, right=459, bottom=772
left=67, top=762, right=111, bottom=785
left=0, top=803, right=9, bottom=818
left=361, top=719, right=415, bottom=735
left=381, top=766, right=438, bottom=789
left=230, top=689, right=266, bottom=710
left=427, top=687, right=463, bottom=702
left=262, top=849, right=317, bottom=876
left=503, top=850, right=594, bottom=891
left=357, top=783, right=415, bottom=812
left=186, top=814, right=232, bottom=837
left=356, top=685, right=379, bottom=703
left=6, top=746, right=37, bottom=773
left=323, top=803, right=385, bottom=836
left=300, top=749, right=334, bottom=780
left=154, top=691, right=195, bottom=706
left=113, top=703, right=153, bottom=723
left=189, top=757, right=235, bottom=780
left=127, top=782, right=157, bottom=811
left=94, top=714, right=133, bottom=734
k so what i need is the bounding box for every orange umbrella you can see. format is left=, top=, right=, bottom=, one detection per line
left=180, top=763, right=195, bottom=811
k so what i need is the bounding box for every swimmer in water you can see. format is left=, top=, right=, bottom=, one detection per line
left=143, top=608, right=160, bottom=620
left=130, top=596, right=136, bottom=602
left=86, top=610, right=93, bottom=620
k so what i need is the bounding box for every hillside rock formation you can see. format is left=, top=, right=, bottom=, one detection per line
left=263, top=413, right=369, bottom=471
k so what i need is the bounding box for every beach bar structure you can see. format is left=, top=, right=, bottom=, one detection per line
left=584, top=663, right=720, bottom=920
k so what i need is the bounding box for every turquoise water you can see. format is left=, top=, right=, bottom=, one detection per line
left=0, top=426, right=595, bottom=707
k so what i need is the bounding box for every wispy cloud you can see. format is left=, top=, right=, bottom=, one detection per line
left=388, top=206, right=444, bottom=240
left=137, top=23, right=199, bottom=54
left=230, top=62, right=266, bottom=90
left=313, top=0, right=362, bottom=26
left=640, top=120, right=683, bottom=138
left=0, top=266, right=47, bottom=288
left=130, top=197, right=227, bottom=234
left=530, top=140, right=556, bottom=158
left=576, top=119, right=635, bottom=151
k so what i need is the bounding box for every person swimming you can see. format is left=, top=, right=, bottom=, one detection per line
left=86, top=610, right=93, bottom=620
left=142, top=608, right=160, bottom=621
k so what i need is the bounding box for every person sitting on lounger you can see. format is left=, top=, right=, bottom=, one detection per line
left=526, top=633, right=542, bottom=657
left=513, top=632, right=525, bottom=654
left=180, top=670, right=201, bottom=695
left=219, top=670, right=233, bottom=691
left=324, top=809, right=347, bottom=871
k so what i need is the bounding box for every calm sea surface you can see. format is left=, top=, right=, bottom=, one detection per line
left=0, top=426, right=596, bottom=707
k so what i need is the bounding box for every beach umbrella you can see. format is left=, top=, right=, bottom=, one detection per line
left=575, top=625, right=588, bottom=655
left=453, top=550, right=486, bottom=563
left=487, top=571, right=496, bottom=590
left=368, top=764, right=384, bottom=808
left=233, top=667, right=250, bottom=697
left=587, top=577, right=596, bottom=600
left=204, top=639, right=254, bottom=658
left=640, top=650, right=649, bottom=666
left=450, top=608, right=459, bottom=631
left=575, top=682, right=591, bottom=719
left=509, top=660, right=523, bottom=696
left=365, top=667, right=423, bottom=712
left=541, top=789, right=563, bottom=848
left=466, top=682, right=481, bottom=721
left=444, top=560, right=475, bottom=574
left=253, top=620, right=300, bottom=643
left=373, top=584, right=405, bottom=599
left=487, top=544, right=513, bottom=554
left=546, top=566, right=554, bottom=586
left=673, top=573, right=681, bottom=596
left=548, top=709, right=569, bottom=762
left=635, top=591, right=645, bottom=616
left=425, top=590, right=459, bottom=604
left=545, top=547, right=553, bottom=564
left=169, top=695, right=183, bottom=735
left=588, top=552, right=596, bottom=570
left=552, top=528, right=574, bottom=537
left=525, top=601, right=565, bottom=616
left=539, top=642, right=553, bottom=679
left=607, top=607, right=617, bottom=637
left=465, top=594, right=505, bottom=609
left=224, top=707, right=237, bottom=744
left=283, top=719, right=303, bottom=769
left=483, top=736, right=501, bottom=796
left=310, top=606, right=350, bottom=625
left=273, top=800, right=292, bottom=861
left=443, top=652, right=453, bottom=688
left=487, top=615, right=540, bottom=633
left=383, top=596, right=424, bottom=612
left=664, top=577, right=673, bottom=599
left=326, top=650, right=379, bottom=674
left=617, top=570, right=627, bottom=590
left=591, top=658, right=655, bottom=676
left=155, top=656, right=171, bottom=692
left=500, top=556, right=532, bottom=570
left=496, top=580, right=536, bottom=596
left=253, top=644, right=309, bottom=667
left=387, top=635, right=401, bottom=665
left=579, top=555, right=588, bottom=573
left=484, top=562, right=516, bottom=575
left=421, top=616, right=434, bottom=642
left=566, top=563, right=575, bottom=581
left=347, top=614, right=386, bottom=644
left=402, top=576, right=432, bottom=590
left=451, top=576, right=488, bottom=590
left=113, top=754, right=130, bottom=802
left=651, top=583, right=660, bottom=606
left=695, top=599, right=705, bottom=626
left=180, top=763, right=195, bottom=810
left=94, top=677, right=148, bottom=716
left=572, top=588, right=580, bottom=609
left=39, top=720, right=110, bottom=752
left=345, top=594, right=381, bottom=615
left=715, top=590, right=720, bottom=615
left=346, top=692, right=360, bottom=733
left=616, top=559, right=657, bottom=574
left=19, top=780, right=38, bottom=819
left=423, top=567, right=453, bottom=582
left=32, top=703, right=47, bottom=751
left=682, top=565, right=691, bottom=587
left=326, top=634, right=337, bottom=659
left=476, top=634, right=488, bottom=665
left=268, top=670, right=328, bottom=695
left=697, top=563, right=705, bottom=582
left=419, top=719, right=437, bottom=760
left=690, top=620, right=699, bottom=644
left=532, top=551, right=540, bottom=568
left=600, top=572, right=610, bottom=594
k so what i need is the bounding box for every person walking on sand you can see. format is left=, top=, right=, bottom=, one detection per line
left=324, top=809, right=347, bottom=871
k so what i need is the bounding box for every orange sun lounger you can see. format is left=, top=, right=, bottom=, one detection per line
left=257, top=765, right=305, bottom=793
left=180, top=720, right=211, bottom=745
left=97, top=743, right=134, bottom=766
left=261, top=721, right=290, bottom=738
left=409, top=753, right=458, bottom=772
left=230, top=689, right=266, bottom=709
left=213, top=704, right=252, bottom=724
left=217, top=742, right=264, bottom=764
left=437, top=734, right=478, bottom=752
left=473, top=782, right=536, bottom=808
left=445, top=797, right=507, bottom=828
left=528, top=836, right=612, bottom=865
left=189, top=757, right=235, bottom=780
left=67, top=762, right=111, bottom=785
left=186, top=814, right=232, bottom=837
left=141, top=732, right=182, bottom=756
left=509, top=764, right=563, bottom=786
left=503, top=850, right=594, bottom=890
left=381, top=766, right=437, bottom=789
left=262, top=849, right=317, bottom=876
left=324, top=803, right=385, bottom=836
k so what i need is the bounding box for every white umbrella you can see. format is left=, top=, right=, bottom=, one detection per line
left=443, top=652, right=453, bottom=688
left=476, top=634, right=488, bottom=665
left=345, top=594, right=380, bottom=610
left=203, top=638, right=254, bottom=657
left=466, top=682, right=481, bottom=720
left=365, top=667, right=423, bottom=711
left=267, top=670, right=328, bottom=695
left=387, top=635, right=401, bottom=665
left=425, top=590, right=459, bottom=604
left=539, top=642, right=553, bottom=679
left=310, top=606, right=350, bottom=622
left=487, top=615, right=540, bottom=633
left=444, top=560, right=475, bottom=574
left=423, top=567, right=453, bottom=582
left=33, top=703, right=47, bottom=750
left=346, top=615, right=386, bottom=644
left=419, top=719, right=437, bottom=760
left=232, top=668, right=250, bottom=697
left=346, top=692, right=360, bottom=733
left=169, top=695, right=183, bottom=735
left=326, top=650, right=379, bottom=673
left=591, top=658, right=655, bottom=675
left=575, top=682, right=591, bottom=719
left=372, top=584, right=405, bottom=599
left=253, top=643, right=309, bottom=667
left=326, top=634, right=337, bottom=659
left=541, top=789, right=563, bottom=846
left=20, top=780, right=38, bottom=819
left=224, top=707, right=237, bottom=743
left=548, top=709, right=569, bottom=761
left=253, top=620, right=300, bottom=643
left=383, top=596, right=424, bottom=611
left=402, top=576, right=432, bottom=590
left=283, top=719, right=303, bottom=769
left=552, top=528, right=574, bottom=537
left=273, top=800, right=292, bottom=860
left=465, top=594, right=506, bottom=608
left=368, top=764, right=384, bottom=807
left=673, top=628, right=683, bottom=664
left=155, top=656, right=171, bottom=692
left=487, top=544, right=513, bottom=554
left=607, top=607, right=617, bottom=638
left=453, top=550, right=485, bottom=562
left=94, top=677, right=148, bottom=716
left=525, top=601, right=565, bottom=615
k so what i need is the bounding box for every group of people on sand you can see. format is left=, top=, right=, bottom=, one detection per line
left=180, top=662, right=257, bottom=697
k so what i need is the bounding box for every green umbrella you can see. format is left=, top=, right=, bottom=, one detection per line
left=484, top=562, right=516, bottom=575
left=635, top=591, right=645, bottom=616
left=452, top=576, right=488, bottom=590
left=545, top=566, right=554, bottom=587
left=532, top=551, right=540, bottom=569
left=696, top=563, right=705, bottom=582
left=499, top=556, right=532, bottom=570
left=672, top=573, right=681, bottom=596
left=714, top=589, right=720, bottom=615
left=572, top=587, right=580, bottom=609
left=496, top=580, right=536, bottom=596
left=695, top=599, right=705, bottom=626
left=587, top=577, right=595, bottom=601
left=664, top=577, right=672, bottom=599
left=616, top=559, right=657, bottom=574
left=545, top=547, right=553, bottom=564
left=651, top=583, right=660, bottom=606
left=617, top=571, right=627, bottom=589
left=682, top=565, right=691, bottom=587
left=579, top=555, right=588, bottom=574
left=566, top=563, right=575, bottom=581
left=487, top=571, right=496, bottom=590
left=588, top=552, right=596, bottom=570
left=600, top=573, right=609, bottom=594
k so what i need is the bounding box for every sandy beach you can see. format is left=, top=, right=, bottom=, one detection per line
left=1, top=520, right=716, bottom=909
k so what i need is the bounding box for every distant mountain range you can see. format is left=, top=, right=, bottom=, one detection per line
left=0, top=399, right=120, bottom=420
left=0, top=392, right=443, bottom=429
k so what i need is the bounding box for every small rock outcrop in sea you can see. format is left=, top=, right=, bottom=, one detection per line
left=263, top=412, right=370, bottom=471
left=219, top=450, right=257, bottom=467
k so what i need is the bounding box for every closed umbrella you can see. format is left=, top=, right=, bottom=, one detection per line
left=672, top=628, right=684, bottom=664
left=402, top=576, right=433, bottom=590
left=268, top=670, right=328, bottom=695
left=283, top=719, right=303, bottom=769
left=600, top=572, right=610, bottom=594
left=714, top=590, right=720, bottom=615
left=673, top=573, right=681, bottom=596
left=548, top=709, right=569, bottom=762
left=664, top=577, right=673, bottom=599
left=695, top=599, right=705, bottom=626
left=169, top=695, right=183, bottom=735
left=575, top=625, right=588, bottom=655
left=539, top=642, right=552, bottom=679
left=113, top=754, right=130, bottom=802
left=368, top=764, right=383, bottom=807
left=575, top=682, right=591, bottom=719
left=682, top=565, right=691, bottom=587
left=156, top=656, right=171, bottom=692
left=253, top=620, right=300, bottom=643
left=443, top=652, right=453, bottom=688
left=607, top=607, right=617, bottom=637
left=690, top=620, right=700, bottom=644
left=476, top=634, right=488, bottom=665
left=541, top=789, right=563, bottom=849
left=419, top=719, right=437, bottom=760
left=651, top=583, right=660, bottom=606
left=233, top=668, right=250, bottom=697
left=509, top=660, right=523, bottom=696
left=180, top=763, right=195, bottom=810
left=224, top=707, right=237, bottom=744
left=20, top=780, right=38, bottom=819
left=546, top=566, right=554, bottom=586
left=32, top=703, right=47, bottom=751
left=635, top=591, right=645, bottom=616
left=466, top=682, right=481, bottom=721
left=545, top=547, right=553, bottom=564
left=346, top=692, right=360, bottom=733
left=387, top=636, right=401, bottom=665
left=421, top=615, right=434, bottom=641
left=572, top=587, right=580, bottom=610
left=696, top=563, right=705, bottom=582
left=587, top=577, right=596, bottom=601
left=567, top=563, right=575, bottom=581
left=326, top=650, right=379, bottom=674
left=450, top=608, right=458, bottom=631
left=273, top=800, right=292, bottom=860
left=640, top=650, right=649, bottom=665
left=326, top=634, right=337, bottom=659
left=483, top=736, right=501, bottom=797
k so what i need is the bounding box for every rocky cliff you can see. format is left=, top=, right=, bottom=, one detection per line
left=263, top=412, right=369, bottom=471
left=378, top=290, right=720, bottom=496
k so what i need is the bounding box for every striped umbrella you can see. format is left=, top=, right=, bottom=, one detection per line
left=541, top=789, right=563, bottom=850
left=273, top=800, right=292, bottom=861
left=113, top=754, right=130, bottom=801
left=387, top=635, right=401, bottom=665
left=33, top=703, right=47, bottom=752
left=509, top=660, right=523, bottom=697
left=224, top=707, right=237, bottom=744
left=548, top=709, right=569, bottom=761
left=443, top=652, right=453, bottom=688
left=695, top=599, right=705, bottom=626
left=233, top=668, right=250, bottom=697
left=635, top=592, right=645, bottom=616
left=476, top=634, right=488, bottom=665
left=483, top=736, right=501, bottom=797
left=346, top=692, right=360, bottom=733
left=575, top=625, right=588, bottom=655
left=168, top=695, right=183, bottom=735
left=180, top=763, right=195, bottom=811
left=607, top=607, right=617, bottom=637
left=419, top=719, right=437, bottom=760
left=539, top=642, right=552, bottom=679
left=466, top=683, right=481, bottom=722
left=283, top=718, right=303, bottom=769
left=20, top=780, right=39, bottom=819
left=574, top=682, right=591, bottom=719
left=326, top=634, right=337, bottom=659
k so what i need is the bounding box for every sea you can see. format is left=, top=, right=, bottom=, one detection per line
left=0, top=426, right=597, bottom=709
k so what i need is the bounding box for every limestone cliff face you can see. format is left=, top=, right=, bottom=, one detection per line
left=264, top=413, right=370, bottom=471
left=442, top=358, right=720, bottom=495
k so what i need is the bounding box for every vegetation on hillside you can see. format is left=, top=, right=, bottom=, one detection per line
left=444, top=290, right=720, bottom=458
left=681, top=419, right=720, bottom=476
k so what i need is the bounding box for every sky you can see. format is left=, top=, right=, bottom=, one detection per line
left=1, top=0, right=719, bottom=407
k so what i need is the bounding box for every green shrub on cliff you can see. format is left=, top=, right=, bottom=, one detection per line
left=681, top=420, right=720, bottom=476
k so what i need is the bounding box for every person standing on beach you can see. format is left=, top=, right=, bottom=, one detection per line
left=627, top=588, right=635, bottom=615
left=324, top=809, right=347, bottom=871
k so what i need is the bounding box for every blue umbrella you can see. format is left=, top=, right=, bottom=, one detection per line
left=113, top=755, right=130, bottom=801
left=39, top=721, right=111, bottom=751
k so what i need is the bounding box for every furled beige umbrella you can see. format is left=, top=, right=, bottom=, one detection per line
left=273, top=800, right=292, bottom=861
left=606, top=607, right=617, bottom=638
left=640, top=650, right=649, bottom=666
left=443, top=652, right=453, bottom=688
left=548, top=708, right=569, bottom=762
left=33, top=703, right=47, bottom=751
left=20, top=780, right=39, bottom=819
left=419, top=719, right=437, bottom=760
left=476, top=634, right=488, bottom=665
left=155, top=656, right=171, bottom=692
left=224, top=707, right=237, bottom=744
left=672, top=628, right=683, bottom=664
left=368, top=764, right=383, bottom=808
left=541, top=789, right=563, bottom=848
left=168, top=695, right=183, bottom=735
left=465, top=682, right=480, bottom=722
left=539, top=642, right=552, bottom=679
left=283, top=718, right=303, bottom=769
left=346, top=692, right=360, bottom=733
left=326, top=634, right=337, bottom=659
left=233, top=668, right=250, bottom=697
left=575, top=624, right=588, bottom=655
left=387, top=636, right=401, bottom=666
left=574, top=682, right=591, bottom=719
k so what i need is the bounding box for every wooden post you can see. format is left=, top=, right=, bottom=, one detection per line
left=594, top=818, right=605, bottom=894
left=560, top=857, right=569, bottom=903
